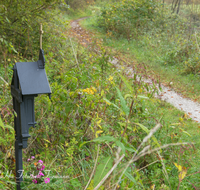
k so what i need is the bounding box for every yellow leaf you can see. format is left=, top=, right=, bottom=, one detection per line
left=105, top=100, right=111, bottom=105
left=138, top=88, right=142, bottom=93
left=179, top=117, right=183, bottom=122
left=179, top=168, right=187, bottom=181
left=7, top=152, right=11, bottom=158
left=91, top=87, right=97, bottom=92
left=150, top=184, right=155, bottom=190
left=101, top=90, right=104, bottom=96
left=65, top=142, right=69, bottom=147
left=44, top=139, right=51, bottom=144
left=183, top=113, right=188, bottom=118
left=97, top=120, right=101, bottom=124
left=95, top=130, right=103, bottom=138
left=108, top=76, right=113, bottom=81
left=87, top=179, right=94, bottom=190
left=90, top=90, right=94, bottom=95
left=97, top=120, right=102, bottom=129
left=174, top=163, right=182, bottom=172
left=91, top=126, right=94, bottom=132
left=174, top=163, right=187, bottom=181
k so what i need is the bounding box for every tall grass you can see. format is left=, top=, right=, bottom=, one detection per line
left=1, top=2, right=200, bottom=189
left=82, top=0, right=200, bottom=100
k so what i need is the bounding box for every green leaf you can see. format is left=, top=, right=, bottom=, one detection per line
left=115, top=140, right=126, bottom=154
left=5, top=17, right=10, bottom=23
left=179, top=127, right=191, bottom=137
left=135, top=123, right=160, bottom=147
left=92, top=136, right=116, bottom=142
left=125, top=171, right=137, bottom=184
left=116, top=87, right=129, bottom=116
left=137, top=95, right=149, bottom=99
left=125, top=147, right=136, bottom=152
left=11, top=46, right=18, bottom=54
left=79, top=141, right=90, bottom=148
left=124, top=94, right=133, bottom=99
left=4, top=125, right=14, bottom=131
left=118, top=122, right=126, bottom=127
left=94, top=156, right=113, bottom=187
left=0, top=117, right=5, bottom=130
left=70, top=178, right=82, bottom=187
left=103, top=97, right=122, bottom=111
left=0, top=137, right=6, bottom=144
left=119, top=74, right=133, bottom=93
left=80, top=136, right=117, bottom=149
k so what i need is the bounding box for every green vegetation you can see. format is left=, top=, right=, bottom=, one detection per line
left=63, top=1, right=94, bottom=19
left=82, top=0, right=200, bottom=101
left=97, top=0, right=160, bottom=41
left=0, top=0, right=200, bottom=189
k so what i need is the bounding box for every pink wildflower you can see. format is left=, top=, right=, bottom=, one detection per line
left=38, top=160, right=43, bottom=164
left=44, top=178, right=50, bottom=183
left=40, top=165, right=45, bottom=171
left=32, top=179, right=37, bottom=184
left=37, top=164, right=45, bottom=171
left=39, top=171, right=44, bottom=176
left=36, top=175, right=41, bottom=179
left=31, top=156, right=35, bottom=160
left=30, top=174, right=35, bottom=178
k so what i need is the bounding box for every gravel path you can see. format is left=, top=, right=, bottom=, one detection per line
left=111, top=58, right=200, bottom=123
left=70, top=18, right=200, bottom=123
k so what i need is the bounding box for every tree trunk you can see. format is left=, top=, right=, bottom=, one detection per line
left=177, top=0, right=182, bottom=14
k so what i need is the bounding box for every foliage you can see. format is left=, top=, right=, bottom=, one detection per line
left=79, top=0, right=200, bottom=102
left=0, top=1, right=200, bottom=190
left=21, top=157, right=50, bottom=187
left=63, top=0, right=95, bottom=18
left=95, top=0, right=200, bottom=76
left=97, top=0, right=160, bottom=41
left=65, top=0, right=94, bottom=10
left=0, top=0, right=65, bottom=64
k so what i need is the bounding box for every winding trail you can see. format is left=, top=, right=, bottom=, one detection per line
left=70, top=18, right=200, bottom=123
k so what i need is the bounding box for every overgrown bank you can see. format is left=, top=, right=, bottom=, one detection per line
left=0, top=1, right=200, bottom=189
left=81, top=0, right=200, bottom=101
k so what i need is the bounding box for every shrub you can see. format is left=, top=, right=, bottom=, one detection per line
left=97, top=0, right=160, bottom=40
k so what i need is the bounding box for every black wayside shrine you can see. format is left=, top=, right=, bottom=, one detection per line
left=11, top=49, right=51, bottom=190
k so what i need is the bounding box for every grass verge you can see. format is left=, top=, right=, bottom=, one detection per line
left=0, top=8, right=200, bottom=189
left=80, top=7, right=200, bottom=102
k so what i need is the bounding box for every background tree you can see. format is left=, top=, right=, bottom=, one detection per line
left=0, top=0, right=63, bottom=63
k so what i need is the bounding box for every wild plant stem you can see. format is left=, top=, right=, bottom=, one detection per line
left=84, top=145, right=100, bottom=190
left=93, top=154, right=125, bottom=190
left=177, top=180, right=181, bottom=190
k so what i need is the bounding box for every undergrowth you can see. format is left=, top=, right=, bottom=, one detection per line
left=0, top=2, right=200, bottom=190
left=82, top=0, right=200, bottom=101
